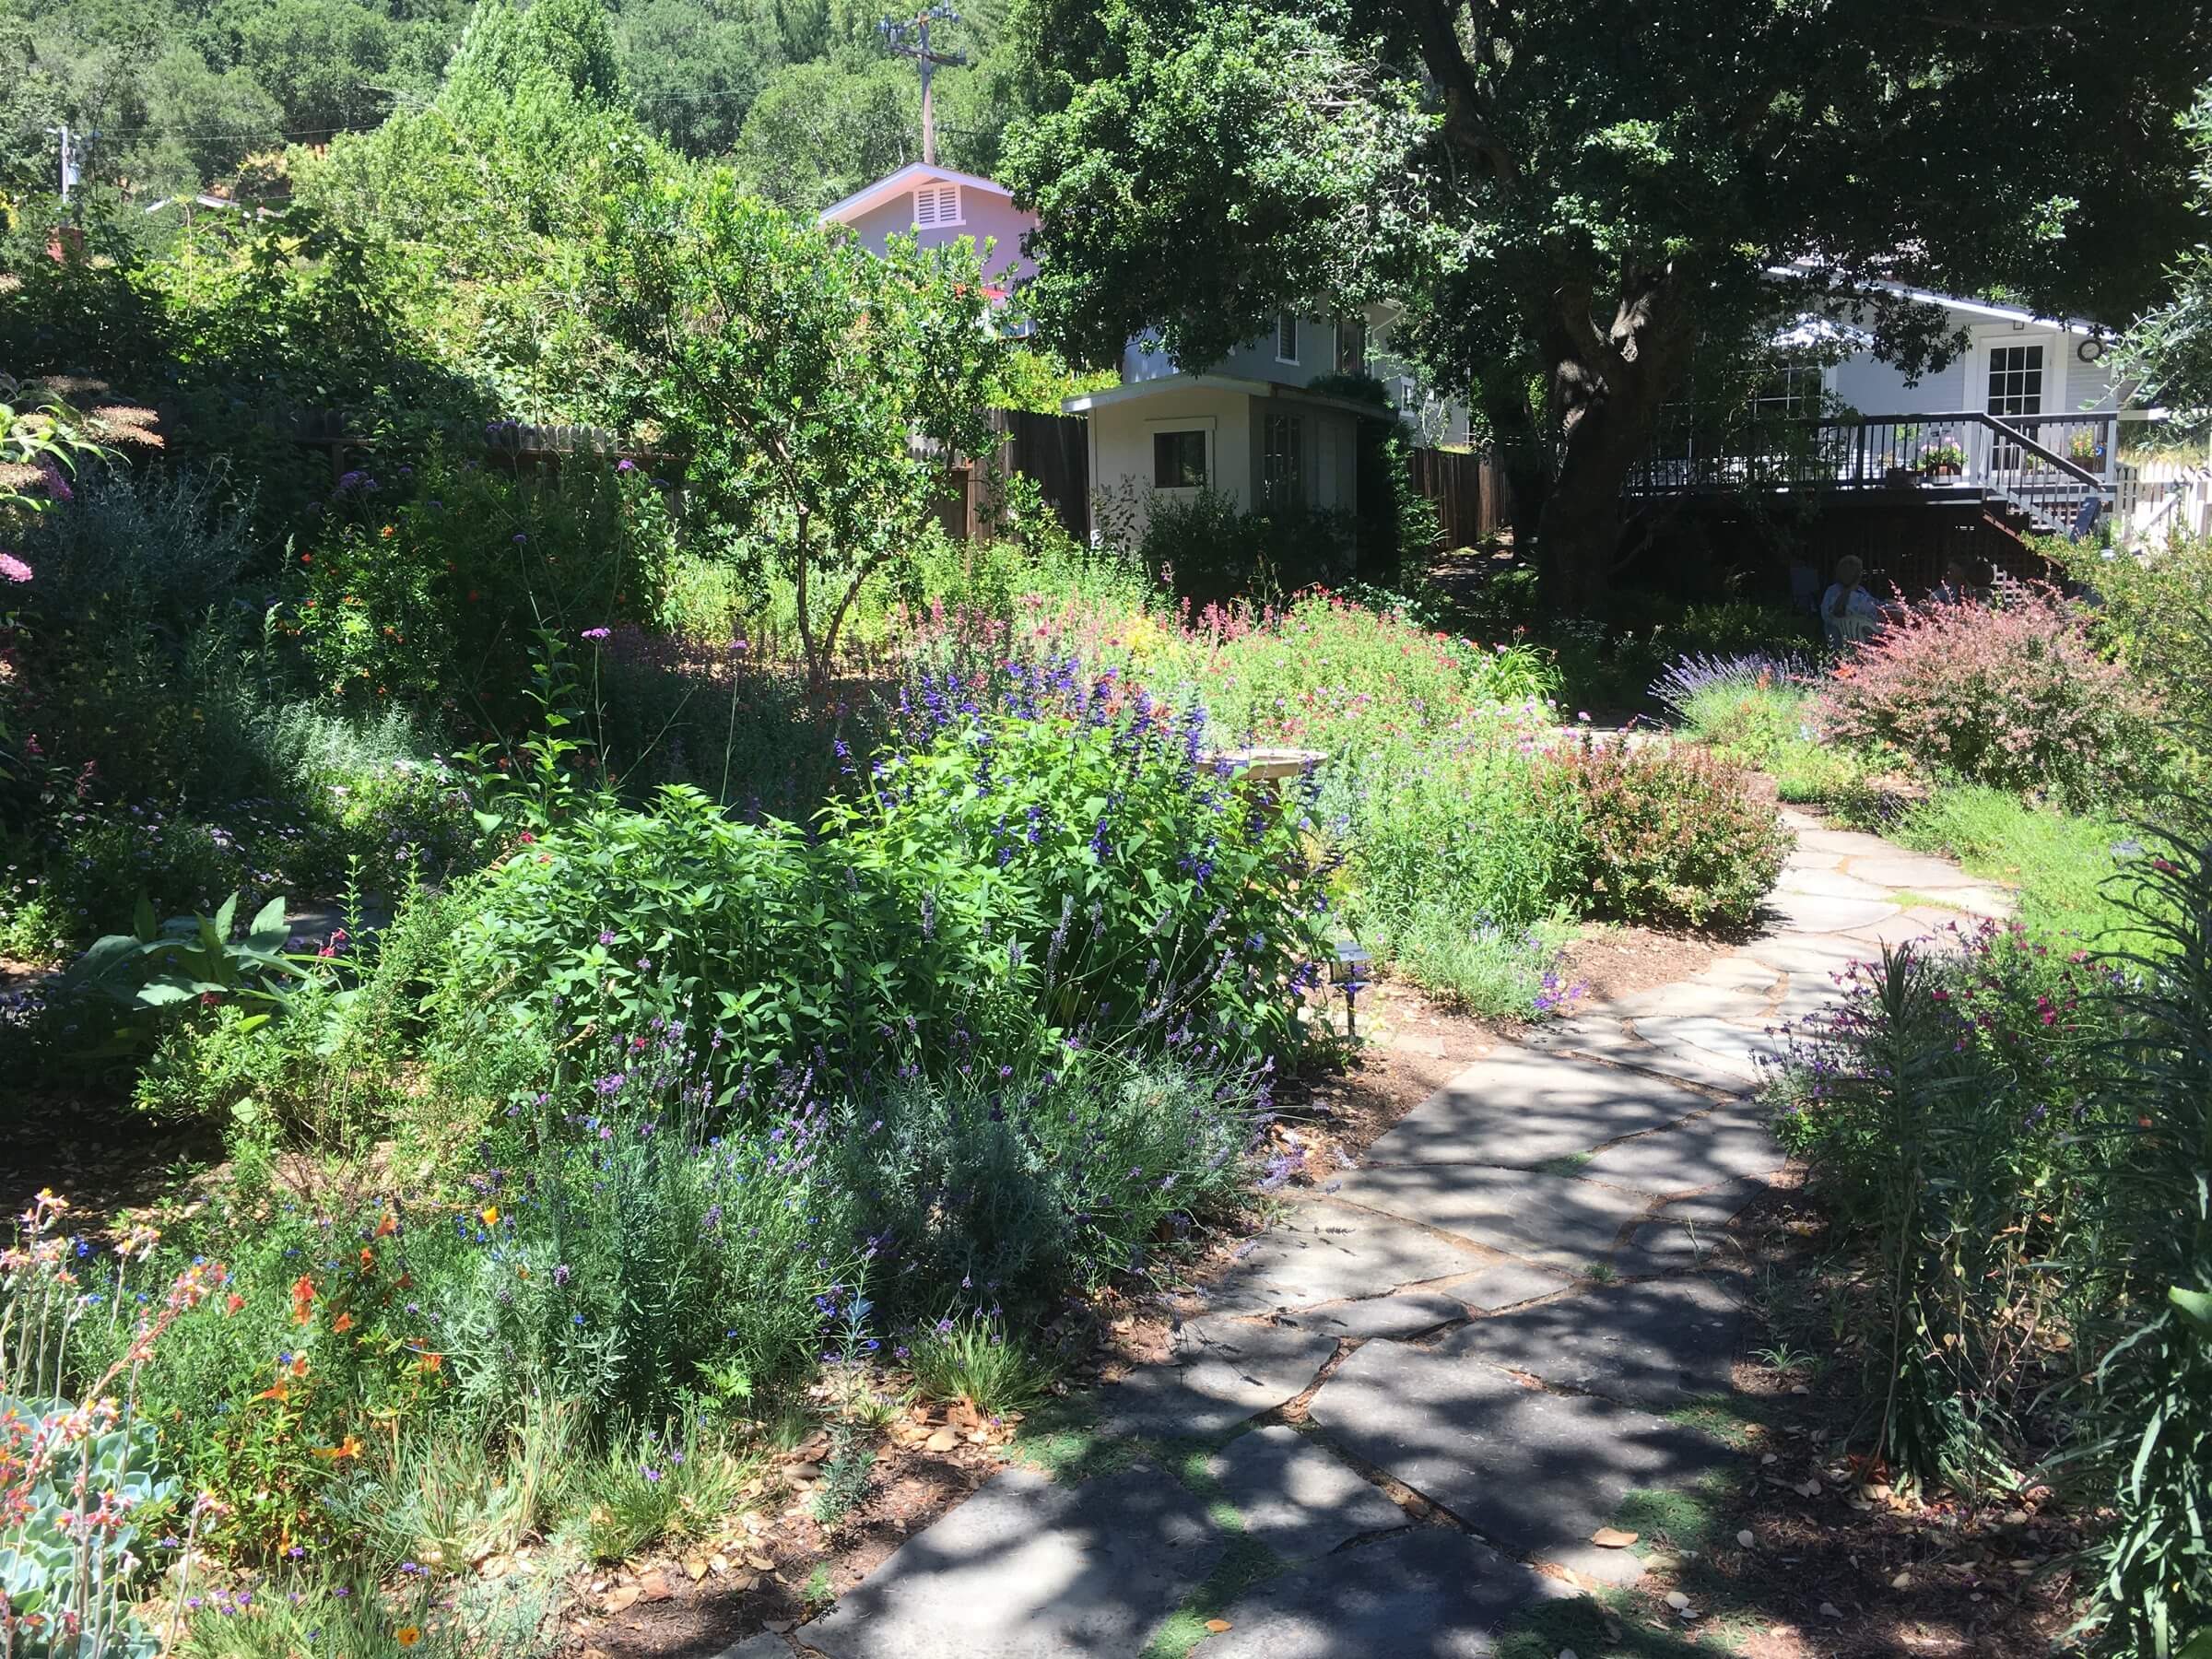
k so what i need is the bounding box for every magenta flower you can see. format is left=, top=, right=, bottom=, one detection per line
left=582, top=627, right=611, bottom=641
left=0, top=552, right=29, bottom=583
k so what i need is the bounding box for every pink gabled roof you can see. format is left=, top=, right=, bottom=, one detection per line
left=818, top=163, right=1017, bottom=229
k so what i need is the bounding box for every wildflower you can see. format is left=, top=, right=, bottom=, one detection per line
left=332, top=1311, right=355, bottom=1334
left=0, top=552, right=31, bottom=583
left=395, top=1627, right=422, bottom=1647
left=375, top=1211, right=397, bottom=1239
left=582, top=626, right=612, bottom=641
left=290, top=1275, right=316, bottom=1323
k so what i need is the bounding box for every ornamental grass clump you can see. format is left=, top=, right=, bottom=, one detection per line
left=1770, top=919, right=2129, bottom=1488
left=1814, top=586, right=2162, bottom=809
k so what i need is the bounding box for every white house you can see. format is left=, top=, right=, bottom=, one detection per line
left=822, top=162, right=1472, bottom=542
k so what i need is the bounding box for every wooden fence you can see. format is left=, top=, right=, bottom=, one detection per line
left=1408, top=446, right=1503, bottom=548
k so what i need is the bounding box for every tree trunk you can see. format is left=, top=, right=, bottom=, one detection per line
left=1528, top=276, right=1696, bottom=611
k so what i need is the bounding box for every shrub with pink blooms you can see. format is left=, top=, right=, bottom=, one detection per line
left=1814, top=586, right=2162, bottom=809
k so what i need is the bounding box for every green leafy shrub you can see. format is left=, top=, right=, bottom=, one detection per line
left=830, top=1054, right=1257, bottom=1321
left=289, top=455, right=672, bottom=720
left=904, top=1316, right=1053, bottom=1417
left=1124, top=489, right=1354, bottom=608
left=430, top=677, right=1335, bottom=1105
left=2061, top=529, right=2212, bottom=747
left=1815, top=587, right=2163, bottom=809
left=567, top=1418, right=758, bottom=1562
left=1533, top=736, right=1789, bottom=928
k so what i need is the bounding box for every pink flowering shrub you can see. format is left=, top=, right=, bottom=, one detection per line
left=1531, top=735, right=1791, bottom=927
left=1814, top=587, right=2161, bottom=807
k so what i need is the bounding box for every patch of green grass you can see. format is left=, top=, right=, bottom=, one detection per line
left=1009, top=1398, right=1144, bottom=1485
left=1536, top=1150, right=1594, bottom=1176
left=1139, top=1531, right=1286, bottom=1659
left=1584, top=1260, right=1618, bottom=1284
left=1495, top=1590, right=1707, bottom=1659
left=1663, top=1394, right=1769, bottom=1452
left=1612, top=1476, right=1738, bottom=1558
left=1890, top=784, right=2151, bottom=948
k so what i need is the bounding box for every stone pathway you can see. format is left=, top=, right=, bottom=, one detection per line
left=745, top=809, right=2010, bottom=1659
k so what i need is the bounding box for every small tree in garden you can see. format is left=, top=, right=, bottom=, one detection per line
left=594, top=179, right=1012, bottom=699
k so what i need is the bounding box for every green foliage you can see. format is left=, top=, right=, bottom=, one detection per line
left=2061, top=530, right=2212, bottom=753
left=290, top=457, right=673, bottom=719
left=1815, top=588, right=2165, bottom=811
left=171, top=1573, right=453, bottom=1659
left=1889, top=785, right=2147, bottom=949
left=829, top=1055, right=1257, bottom=1318
left=2113, top=91, right=2212, bottom=419
left=0, top=1398, right=173, bottom=1659
left=2068, top=800, right=2212, bottom=1657
left=1771, top=925, right=2131, bottom=1487
left=1533, top=737, right=1790, bottom=929
left=569, top=1418, right=757, bottom=1562
left=429, top=682, right=1335, bottom=1101
left=1112, top=488, right=1354, bottom=609
left=733, top=54, right=922, bottom=209
left=905, top=1316, right=1052, bottom=1417
left=807, top=1426, right=876, bottom=1524
left=1005, top=0, right=2207, bottom=600
left=594, top=178, right=1012, bottom=693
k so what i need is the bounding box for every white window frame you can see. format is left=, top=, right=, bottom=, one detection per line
left=1335, top=313, right=1367, bottom=377
left=1147, top=418, right=1215, bottom=492
left=1261, top=411, right=1305, bottom=507
left=912, top=183, right=964, bottom=229
left=1275, top=310, right=1300, bottom=365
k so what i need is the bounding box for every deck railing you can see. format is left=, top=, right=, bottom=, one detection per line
left=1626, top=409, right=2119, bottom=535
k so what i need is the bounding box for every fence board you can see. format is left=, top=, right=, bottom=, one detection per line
left=1408, top=446, right=1500, bottom=548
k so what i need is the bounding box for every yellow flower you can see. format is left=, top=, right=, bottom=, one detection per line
left=394, top=1626, right=422, bottom=1646
left=479, top=1206, right=500, bottom=1228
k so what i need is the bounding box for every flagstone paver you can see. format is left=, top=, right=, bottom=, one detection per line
left=800, top=1465, right=1220, bottom=1659
left=793, top=808, right=2011, bottom=1657
left=1207, top=1426, right=1408, bottom=1559
left=1197, top=1529, right=1566, bottom=1659
left=1307, top=1340, right=1723, bottom=1575
left=1094, top=1317, right=1340, bottom=1439
left=1200, top=1199, right=1497, bottom=1314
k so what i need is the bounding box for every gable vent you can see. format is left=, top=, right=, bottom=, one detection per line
left=913, top=184, right=962, bottom=228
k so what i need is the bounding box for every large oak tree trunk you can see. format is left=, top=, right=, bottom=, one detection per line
left=1527, top=276, right=1696, bottom=610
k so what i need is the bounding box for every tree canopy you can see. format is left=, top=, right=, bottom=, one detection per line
left=1004, top=0, right=2212, bottom=598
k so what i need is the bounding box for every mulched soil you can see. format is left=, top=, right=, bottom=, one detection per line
left=1556, top=924, right=1723, bottom=1006
left=1561, top=1174, right=2086, bottom=1659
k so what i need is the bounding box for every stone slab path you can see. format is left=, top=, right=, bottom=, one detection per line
left=745, top=809, right=2009, bottom=1659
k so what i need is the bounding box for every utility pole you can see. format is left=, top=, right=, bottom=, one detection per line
left=877, top=6, right=965, bottom=168
left=44, top=124, right=81, bottom=205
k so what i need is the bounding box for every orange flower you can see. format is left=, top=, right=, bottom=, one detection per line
left=225, top=1292, right=246, bottom=1315
left=360, top=1247, right=377, bottom=1272
left=479, top=1206, right=500, bottom=1228
left=311, top=1434, right=363, bottom=1461
left=418, top=1351, right=443, bottom=1373
left=380, top=524, right=395, bottom=539
left=290, top=1275, right=315, bottom=1324
left=332, top=1312, right=355, bottom=1335
left=395, top=1628, right=422, bottom=1647
left=254, top=1381, right=290, bottom=1404
left=289, top=1353, right=311, bottom=1378
left=374, top=1211, right=397, bottom=1239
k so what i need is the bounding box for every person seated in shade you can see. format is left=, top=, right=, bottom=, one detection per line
left=1821, top=555, right=1885, bottom=646
left=1930, top=556, right=1983, bottom=607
